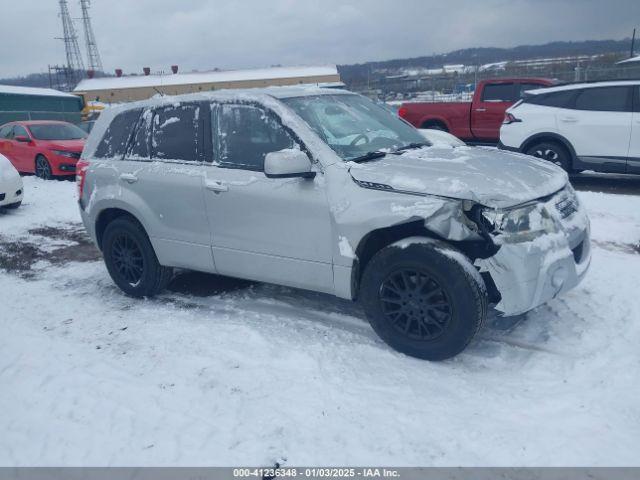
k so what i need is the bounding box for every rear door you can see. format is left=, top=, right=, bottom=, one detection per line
left=119, top=102, right=214, bottom=272
left=628, top=84, right=640, bottom=174
left=471, top=82, right=516, bottom=140
left=558, top=86, right=633, bottom=173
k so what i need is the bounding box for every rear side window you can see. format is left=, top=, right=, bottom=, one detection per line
left=573, top=87, right=631, bottom=112
left=151, top=104, right=201, bottom=162
left=94, top=108, right=141, bottom=159
left=216, top=104, right=295, bottom=171
left=481, top=83, right=515, bottom=102
left=525, top=90, right=577, bottom=108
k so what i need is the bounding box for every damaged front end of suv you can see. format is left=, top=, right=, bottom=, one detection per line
left=330, top=147, right=590, bottom=320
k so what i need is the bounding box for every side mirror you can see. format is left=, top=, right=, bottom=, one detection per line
left=264, top=149, right=315, bottom=179
left=15, top=135, right=30, bottom=143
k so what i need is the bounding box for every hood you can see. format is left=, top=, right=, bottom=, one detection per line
left=348, top=145, right=568, bottom=209
left=42, top=139, right=85, bottom=151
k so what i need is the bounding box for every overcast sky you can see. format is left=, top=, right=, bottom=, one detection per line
left=0, top=0, right=638, bottom=78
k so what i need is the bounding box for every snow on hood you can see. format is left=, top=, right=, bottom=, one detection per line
left=348, top=146, right=568, bottom=209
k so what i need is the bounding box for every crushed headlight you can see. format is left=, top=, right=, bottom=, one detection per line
left=481, top=202, right=559, bottom=243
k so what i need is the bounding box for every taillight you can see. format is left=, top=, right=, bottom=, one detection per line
left=503, top=113, right=521, bottom=125
left=76, top=159, right=90, bottom=199
left=398, top=106, right=408, bottom=118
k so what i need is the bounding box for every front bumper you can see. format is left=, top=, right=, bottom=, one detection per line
left=50, top=155, right=79, bottom=176
left=0, top=177, right=24, bottom=207
left=475, top=189, right=591, bottom=316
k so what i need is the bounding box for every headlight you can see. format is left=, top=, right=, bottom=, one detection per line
left=51, top=149, right=79, bottom=158
left=481, top=202, right=559, bottom=243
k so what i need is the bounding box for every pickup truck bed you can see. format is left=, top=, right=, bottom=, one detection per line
left=399, top=78, right=554, bottom=143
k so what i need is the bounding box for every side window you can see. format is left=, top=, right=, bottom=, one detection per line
left=0, top=125, right=13, bottom=138
left=574, top=87, right=631, bottom=112
left=13, top=125, right=29, bottom=138
left=526, top=90, right=577, bottom=108
left=128, top=109, right=152, bottom=159
left=94, top=108, right=141, bottom=159
left=481, top=83, right=515, bottom=102
left=217, top=104, right=295, bottom=171
left=151, top=103, right=200, bottom=161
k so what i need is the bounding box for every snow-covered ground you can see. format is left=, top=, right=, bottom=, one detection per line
left=1, top=176, right=639, bottom=466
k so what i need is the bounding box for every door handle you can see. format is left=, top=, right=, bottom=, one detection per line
left=475, top=108, right=486, bottom=112
left=119, top=173, right=138, bottom=183
left=560, top=117, right=578, bottom=123
left=205, top=180, right=229, bottom=193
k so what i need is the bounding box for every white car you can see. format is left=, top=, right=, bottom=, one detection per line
left=0, top=153, right=23, bottom=209
left=499, top=80, right=640, bottom=174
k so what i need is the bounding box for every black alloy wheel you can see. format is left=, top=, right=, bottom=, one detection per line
left=379, top=268, right=452, bottom=341
left=111, top=233, right=145, bottom=286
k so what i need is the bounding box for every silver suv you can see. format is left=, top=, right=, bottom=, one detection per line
left=78, top=87, right=591, bottom=360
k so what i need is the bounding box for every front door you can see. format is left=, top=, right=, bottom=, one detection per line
left=470, top=82, right=515, bottom=140
left=203, top=103, right=334, bottom=293
left=561, top=86, right=633, bottom=173
left=8, top=125, right=32, bottom=172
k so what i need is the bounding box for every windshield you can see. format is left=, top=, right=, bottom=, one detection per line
left=28, top=123, right=88, bottom=141
left=282, top=94, right=426, bottom=162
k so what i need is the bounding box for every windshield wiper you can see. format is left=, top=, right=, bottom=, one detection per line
left=350, top=151, right=387, bottom=163
left=394, top=142, right=429, bottom=153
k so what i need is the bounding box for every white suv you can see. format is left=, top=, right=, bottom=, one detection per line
left=78, top=87, right=590, bottom=360
left=499, top=80, right=640, bottom=174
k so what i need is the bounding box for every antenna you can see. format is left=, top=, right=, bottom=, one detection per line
left=57, top=0, right=85, bottom=86
left=79, top=0, right=103, bottom=72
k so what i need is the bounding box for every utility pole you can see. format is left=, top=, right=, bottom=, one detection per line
left=631, top=28, right=637, bottom=58
left=79, top=0, right=103, bottom=72
left=57, top=0, right=85, bottom=88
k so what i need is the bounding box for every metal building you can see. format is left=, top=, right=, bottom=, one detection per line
left=0, top=85, right=84, bottom=125
left=73, top=65, right=342, bottom=103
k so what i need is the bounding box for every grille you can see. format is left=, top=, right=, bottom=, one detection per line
left=555, top=189, right=579, bottom=219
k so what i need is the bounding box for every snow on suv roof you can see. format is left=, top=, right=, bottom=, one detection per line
left=525, top=79, right=640, bottom=95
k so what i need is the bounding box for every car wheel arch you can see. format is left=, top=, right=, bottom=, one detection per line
left=350, top=221, right=445, bottom=300
left=420, top=118, right=450, bottom=132
left=95, top=207, right=147, bottom=251
left=520, top=133, right=577, bottom=165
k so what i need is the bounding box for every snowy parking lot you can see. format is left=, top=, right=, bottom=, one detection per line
left=1, top=175, right=639, bottom=466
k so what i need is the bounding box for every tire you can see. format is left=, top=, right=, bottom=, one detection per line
left=525, top=141, right=571, bottom=172
left=35, top=155, right=53, bottom=180
left=360, top=239, right=487, bottom=361
left=102, top=217, right=173, bottom=297
left=422, top=122, right=448, bottom=132
left=4, top=201, right=22, bottom=209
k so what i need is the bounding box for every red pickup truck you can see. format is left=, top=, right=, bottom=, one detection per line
left=398, top=78, right=554, bottom=143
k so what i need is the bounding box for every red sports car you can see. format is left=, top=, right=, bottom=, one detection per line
left=0, top=120, right=87, bottom=179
